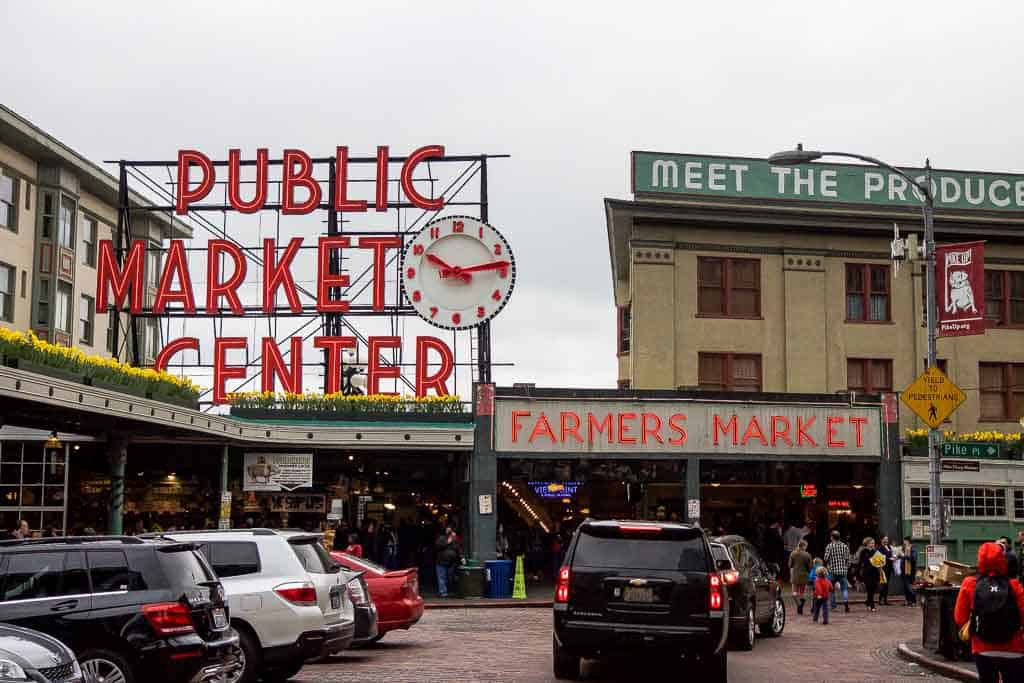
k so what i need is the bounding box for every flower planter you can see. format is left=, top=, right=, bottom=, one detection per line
left=84, top=375, right=149, bottom=400
left=3, top=356, right=85, bottom=385
left=229, top=407, right=473, bottom=423
left=146, top=387, right=199, bottom=410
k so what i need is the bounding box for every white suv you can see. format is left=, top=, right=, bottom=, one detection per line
left=161, top=529, right=356, bottom=683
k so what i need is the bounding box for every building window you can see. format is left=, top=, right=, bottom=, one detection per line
left=847, top=358, right=893, bottom=394
left=58, top=198, right=75, bottom=250
left=984, top=270, right=1024, bottom=327
left=911, top=486, right=1006, bottom=518
left=698, top=353, right=761, bottom=392
left=0, top=263, right=14, bottom=322
left=979, top=362, right=1024, bottom=421
left=617, top=379, right=631, bottom=390
left=0, top=170, right=17, bottom=231
left=37, top=278, right=49, bottom=326
left=145, top=319, right=160, bottom=360
left=697, top=257, right=760, bottom=318
left=1015, top=490, right=1024, bottom=520
left=106, top=314, right=117, bottom=355
left=41, top=192, right=54, bottom=239
left=81, top=216, right=97, bottom=267
left=617, top=305, right=631, bottom=354
left=846, top=263, right=890, bottom=322
left=79, top=295, right=94, bottom=345
left=54, top=282, right=72, bottom=334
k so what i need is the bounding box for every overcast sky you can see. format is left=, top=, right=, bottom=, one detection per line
left=5, top=1, right=1024, bottom=392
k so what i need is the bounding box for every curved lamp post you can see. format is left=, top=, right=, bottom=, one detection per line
left=771, top=145, right=942, bottom=546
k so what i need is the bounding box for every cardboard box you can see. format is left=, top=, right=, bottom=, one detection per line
left=938, top=560, right=975, bottom=585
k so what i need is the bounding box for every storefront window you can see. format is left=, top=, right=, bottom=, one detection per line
left=0, top=441, right=68, bottom=536
left=910, top=486, right=1006, bottom=518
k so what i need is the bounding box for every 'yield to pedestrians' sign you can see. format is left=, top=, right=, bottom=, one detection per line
left=900, top=366, right=966, bottom=429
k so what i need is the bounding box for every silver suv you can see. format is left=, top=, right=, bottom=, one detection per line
left=160, top=529, right=356, bottom=683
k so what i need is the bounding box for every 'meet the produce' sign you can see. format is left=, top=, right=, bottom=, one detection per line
left=632, top=151, right=1024, bottom=212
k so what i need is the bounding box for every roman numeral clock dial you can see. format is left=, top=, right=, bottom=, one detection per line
left=401, top=215, right=516, bottom=330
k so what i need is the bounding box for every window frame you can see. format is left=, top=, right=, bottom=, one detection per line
left=979, top=362, right=1024, bottom=422
left=617, top=304, right=631, bottom=355
left=698, top=352, right=762, bottom=392
left=984, top=269, right=1024, bottom=328
left=54, top=281, right=73, bottom=334
left=846, top=358, right=893, bottom=394
left=697, top=257, right=762, bottom=319
left=79, top=294, right=94, bottom=345
left=57, top=197, right=75, bottom=250
left=0, top=169, right=17, bottom=232
left=0, top=262, right=15, bottom=323
left=910, top=486, right=1007, bottom=519
left=81, top=215, right=97, bottom=267
left=845, top=263, right=891, bottom=323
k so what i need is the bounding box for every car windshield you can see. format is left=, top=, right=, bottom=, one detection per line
left=573, top=529, right=707, bottom=572
left=158, top=547, right=214, bottom=588
left=291, top=540, right=334, bottom=574
left=340, top=552, right=386, bottom=574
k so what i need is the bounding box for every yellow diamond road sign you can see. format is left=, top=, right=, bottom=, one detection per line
left=900, top=366, right=967, bottom=429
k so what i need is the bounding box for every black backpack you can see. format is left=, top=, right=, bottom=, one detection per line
left=972, top=576, right=1021, bottom=641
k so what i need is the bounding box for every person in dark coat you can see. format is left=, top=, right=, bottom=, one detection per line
left=860, top=537, right=882, bottom=611
left=878, top=535, right=894, bottom=605
left=899, top=536, right=918, bottom=606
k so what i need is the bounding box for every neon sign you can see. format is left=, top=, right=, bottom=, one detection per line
left=528, top=481, right=582, bottom=499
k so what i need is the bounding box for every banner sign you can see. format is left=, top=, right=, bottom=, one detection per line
left=267, top=493, right=326, bottom=513
left=633, top=151, right=1024, bottom=212
left=243, top=452, right=313, bottom=491
left=936, top=241, right=986, bottom=337
left=494, top=398, right=882, bottom=457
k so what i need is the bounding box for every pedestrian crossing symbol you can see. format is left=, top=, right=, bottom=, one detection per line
left=900, top=366, right=966, bottom=429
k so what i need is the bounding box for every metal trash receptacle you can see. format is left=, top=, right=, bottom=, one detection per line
left=921, top=586, right=968, bottom=660
left=485, top=560, right=514, bottom=599
left=458, top=563, right=486, bottom=599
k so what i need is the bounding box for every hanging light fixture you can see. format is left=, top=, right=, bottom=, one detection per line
left=44, top=431, right=62, bottom=450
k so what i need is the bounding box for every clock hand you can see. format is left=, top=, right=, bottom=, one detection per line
left=459, top=260, right=512, bottom=274
left=425, top=253, right=471, bottom=282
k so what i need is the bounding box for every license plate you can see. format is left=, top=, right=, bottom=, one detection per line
left=212, top=607, right=228, bottom=629
left=623, top=586, right=655, bottom=603
left=330, top=591, right=341, bottom=610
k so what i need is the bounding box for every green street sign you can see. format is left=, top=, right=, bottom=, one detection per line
left=631, top=151, right=1024, bottom=212
left=941, top=442, right=1002, bottom=459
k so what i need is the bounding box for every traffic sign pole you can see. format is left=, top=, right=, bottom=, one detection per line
left=922, top=162, right=943, bottom=546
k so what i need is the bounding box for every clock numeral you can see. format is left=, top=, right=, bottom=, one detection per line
left=477, top=306, right=486, bottom=318
left=412, top=290, right=421, bottom=302
left=452, top=312, right=461, bottom=325
left=494, top=243, right=502, bottom=256
left=491, top=289, right=502, bottom=302
left=413, top=244, right=424, bottom=256
left=406, top=267, right=416, bottom=279
left=478, top=225, right=484, bottom=238
left=430, top=306, right=438, bottom=318
left=499, top=267, right=508, bottom=279
left=429, top=227, right=440, bottom=239
left=452, top=220, right=464, bottom=233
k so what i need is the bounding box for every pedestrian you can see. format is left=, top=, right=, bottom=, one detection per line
left=860, top=537, right=882, bottom=612
left=345, top=532, right=364, bottom=558
left=824, top=530, right=852, bottom=613
left=788, top=540, right=813, bottom=615
left=878, top=535, right=894, bottom=605
left=808, top=557, right=828, bottom=608
left=998, top=536, right=1019, bottom=579
left=899, top=536, right=918, bottom=606
left=1017, top=530, right=1024, bottom=582
left=851, top=537, right=870, bottom=591
left=954, top=542, right=1024, bottom=683
left=435, top=526, right=460, bottom=598
left=811, top=565, right=833, bottom=625
left=11, top=519, right=30, bottom=539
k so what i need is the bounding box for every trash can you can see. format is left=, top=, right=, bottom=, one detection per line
left=920, top=586, right=969, bottom=661
left=457, top=562, right=486, bottom=599
left=485, top=559, right=514, bottom=599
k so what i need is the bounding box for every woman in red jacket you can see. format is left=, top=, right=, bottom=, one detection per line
left=954, top=542, right=1024, bottom=682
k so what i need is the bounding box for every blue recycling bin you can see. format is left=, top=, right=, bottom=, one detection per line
left=485, top=559, right=514, bottom=599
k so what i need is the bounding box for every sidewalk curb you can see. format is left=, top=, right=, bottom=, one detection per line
left=425, top=599, right=552, bottom=610
left=896, top=643, right=978, bottom=682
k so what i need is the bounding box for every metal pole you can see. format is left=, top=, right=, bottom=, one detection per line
left=922, top=160, right=942, bottom=546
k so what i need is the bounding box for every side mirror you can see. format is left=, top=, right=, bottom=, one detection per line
left=716, top=558, right=732, bottom=571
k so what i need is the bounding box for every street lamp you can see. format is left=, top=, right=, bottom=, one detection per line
left=771, top=145, right=942, bottom=546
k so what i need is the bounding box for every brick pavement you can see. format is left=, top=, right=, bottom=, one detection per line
left=295, top=601, right=957, bottom=682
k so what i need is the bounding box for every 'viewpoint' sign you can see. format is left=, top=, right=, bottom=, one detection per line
left=494, top=398, right=882, bottom=457
left=632, top=151, right=1024, bottom=212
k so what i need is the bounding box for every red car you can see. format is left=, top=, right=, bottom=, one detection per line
left=330, top=551, right=424, bottom=641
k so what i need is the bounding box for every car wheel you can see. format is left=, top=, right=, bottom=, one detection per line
left=730, top=605, right=755, bottom=651
left=79, top=648, right=135, bottom=683
left=261, top=658, right=304, bottom=682
left=760, top=596, right=786, bottom=637
left=230, top=626, right=261, bottom=683
left=702, top=649, right=727, bottom=683
left=552, top=636, right=580, bottom=680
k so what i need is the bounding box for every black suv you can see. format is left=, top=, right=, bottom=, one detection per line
left=710, top=536, right=786, bottom=651
left=552, top=520, right=729, bottom=681
left=0, top=536, right=241, bottom=683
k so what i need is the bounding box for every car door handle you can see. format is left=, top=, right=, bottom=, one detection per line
left=50, top=599, right=78, bottom=612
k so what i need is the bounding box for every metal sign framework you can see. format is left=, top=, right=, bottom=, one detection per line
left=108, top=151, right=509, bottom=408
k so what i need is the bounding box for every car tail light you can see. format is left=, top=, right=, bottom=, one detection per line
left=709, top=573, right=723, bottom=610
left=143, top=601, right=196, bottom=636
left=275, top=582, right=318, bottom=606
left=722, top=570, right=740, bottom=585
left=618, top=524, right=661, bottom=534
left=348, top=580, right=369, bottom=606
left=402, top=574, right=419, bottom=598
left=555, top=566, right=571, bottom=603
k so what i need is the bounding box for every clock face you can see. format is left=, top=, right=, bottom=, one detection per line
left=401, top=215, right=516, bottom=330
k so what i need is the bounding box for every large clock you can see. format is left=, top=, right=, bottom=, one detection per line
left=401, top=215, right=516, bottom=330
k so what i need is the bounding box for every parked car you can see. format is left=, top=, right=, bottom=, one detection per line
left=710, top=535, right=785, bottom=651
left=330, top=552, right=424, bottom=642
left=552, top=520, right=729, bottom=682
left=157, top=529, right=355, bottom=683
left=0, top=623, right=88, bottom=683
left=0, top=535, right=240, bottom=683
